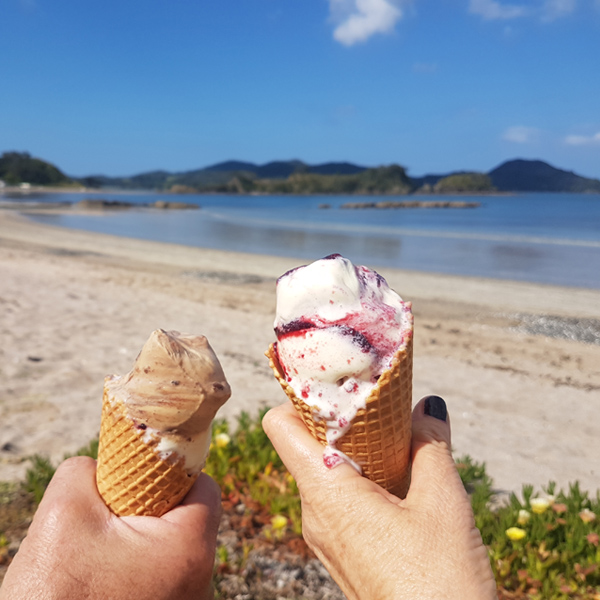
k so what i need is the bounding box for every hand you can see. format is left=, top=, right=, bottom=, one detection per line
left=262, top=396, right=497, bottom=600
left=0, top=456, right=221, bottom=600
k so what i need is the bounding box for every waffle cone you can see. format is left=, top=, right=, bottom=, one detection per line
left=96, top=384, right=196, bottom=517
left=266, top=336, right=413, bottom=498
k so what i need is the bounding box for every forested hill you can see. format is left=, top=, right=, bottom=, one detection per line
left=2, top=152, right=600, bottom=194
left=0, top=152, right=71, bottom=186
left=488, top=159, right=600, bottom=193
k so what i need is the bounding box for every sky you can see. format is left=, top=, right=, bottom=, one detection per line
left=1, top=0, right=600, bottom=179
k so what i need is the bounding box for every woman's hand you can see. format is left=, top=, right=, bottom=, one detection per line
left=263, top=396, right=497, bottom=600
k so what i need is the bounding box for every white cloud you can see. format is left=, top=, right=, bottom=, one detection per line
left=565, top=132, right=600, bottom=146
left=502, top=126, right=540, bottom=144
left=330, top=0, right=404, bottom=46
left=541, top=0, right=576, bottom=22
left=468, top=0, right=528, bottom=20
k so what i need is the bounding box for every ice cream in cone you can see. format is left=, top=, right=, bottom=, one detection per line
left=267, top=254, right=413, bottom=497
left=96, top=329, right=231, bottom=517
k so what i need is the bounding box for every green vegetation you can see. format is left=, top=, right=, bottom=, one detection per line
left=251, top=165, right=414, bottom=195
left=1, top=412, right=598, bottom=598
left=206, top=411, right=303, bottom=536
left=76, top=162, right=415, bottom=194
left=457, top=455, right=600, bottom=598
left=0, top=151, right=72, bottom=186
left=434, top=172, right=495, bottom=193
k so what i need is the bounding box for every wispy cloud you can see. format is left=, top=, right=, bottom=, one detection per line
left=468, top=0, right=528, bottom=20
left=329, top=0, right=404, bottom=46
left=502, top=126, right=541, bottom=144
left=469, top=0, right=578, bottom=22
left=18, top=0, right=39, bottom=12
left=413, top=62, right=438, bottom=73
left=565, top=132, right=600, bottom=146
left=541, top=0, right=576, bottom=22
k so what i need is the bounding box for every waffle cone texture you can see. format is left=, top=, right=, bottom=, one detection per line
left=96, top=385, right=196, bottom=517
left=266, top=335, right=413, bottom=498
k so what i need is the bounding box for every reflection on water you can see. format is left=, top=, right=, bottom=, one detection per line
left=208, top=219, right=403, bottom=265
left=491, top=244, right=545, bottom=274
left=27, top=208, right=600, bottom=289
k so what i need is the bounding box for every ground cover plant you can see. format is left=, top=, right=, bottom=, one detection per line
left=0, top=410, right=598, bottom=598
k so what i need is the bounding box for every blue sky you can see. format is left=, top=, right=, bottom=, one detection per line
left=1, top=0, right=599, bottom=178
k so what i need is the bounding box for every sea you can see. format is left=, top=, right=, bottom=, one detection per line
left=7, top=190, right=600, bottom=290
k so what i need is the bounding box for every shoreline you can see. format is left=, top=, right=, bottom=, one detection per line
left=0, top=185, right=526, bottom=198
left=1, top=209, right=599, bottom=495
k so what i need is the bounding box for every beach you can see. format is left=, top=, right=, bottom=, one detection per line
left=1, top=208, right=599, bottom=496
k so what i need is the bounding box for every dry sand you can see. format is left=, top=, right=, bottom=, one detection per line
left=1, top=208, right=599, bottom=496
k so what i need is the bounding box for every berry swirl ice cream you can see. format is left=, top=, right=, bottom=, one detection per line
left=267, top=254, right=413, bottom=495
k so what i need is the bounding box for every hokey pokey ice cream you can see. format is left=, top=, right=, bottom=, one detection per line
left=96, top=329, right=231, bottom=517
left=266, top=254, right=413, bottom=497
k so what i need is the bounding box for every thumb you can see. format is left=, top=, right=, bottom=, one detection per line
left=39, top=456, right=104, bottom=513
left=407, top=396, right=466, bottom=507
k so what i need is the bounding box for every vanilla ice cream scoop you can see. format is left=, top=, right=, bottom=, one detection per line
left=273, top=254, right=413, bottom=462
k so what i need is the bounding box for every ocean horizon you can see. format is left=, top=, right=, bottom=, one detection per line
left=12, top=190, right=600, bottom=290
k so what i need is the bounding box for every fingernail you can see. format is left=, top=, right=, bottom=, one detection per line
left=423, top=395, right=447, bottom=422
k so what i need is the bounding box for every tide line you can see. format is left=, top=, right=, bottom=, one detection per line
left=203, top=211, right=600, bottom=249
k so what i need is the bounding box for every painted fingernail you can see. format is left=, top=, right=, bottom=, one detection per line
left=423, top=395, right=447, bottom=422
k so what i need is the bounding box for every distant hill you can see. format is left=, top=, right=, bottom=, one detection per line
left=3, top=151, right=599, bottom=194
left=78, top=160, right=370, bottom=191
left=0, top=151, right=71, bottom=186
left=488, top=159, right=600, bottom=193
left=252, top=164, right=412, bottom=195
left=411, top=171, right=469, bottom=188
left=71, top=158, right=600, bottom=194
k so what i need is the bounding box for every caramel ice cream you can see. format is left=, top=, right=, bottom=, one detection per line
left=96, top=329, right=230, bottom=516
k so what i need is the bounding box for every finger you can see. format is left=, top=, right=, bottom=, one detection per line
left=32, top=456, right=109, bottom=529
left=407, top=395, right=466, bottom=507
left=262, top=403, right=365, bottom=493
left=162, top=472, right=221, bottom=531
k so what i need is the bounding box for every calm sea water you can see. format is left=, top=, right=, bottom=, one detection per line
left=12, top=191, right=600, bottom=289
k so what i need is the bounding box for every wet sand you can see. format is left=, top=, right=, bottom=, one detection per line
left=1, top=209, right=599, bottom=495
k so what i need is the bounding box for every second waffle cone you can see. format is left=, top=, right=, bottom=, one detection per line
left=266, top=335, right=413, bottom=498
left=96, top=386, right=196, bottom=517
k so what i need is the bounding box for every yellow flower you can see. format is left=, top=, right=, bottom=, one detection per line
left=579, top=508, right=597, bottom=524
left=530, top=497, right=551, bottom=514
left=506, top=527, right=527, bottom=542
left=271, top=515, right=288, bottom=531
left=517, top=509, right=531, bottom=525
left=214, top=432, right=231, bottom=449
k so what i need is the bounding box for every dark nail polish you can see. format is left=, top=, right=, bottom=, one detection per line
left=423, top=395, right=447, bottom=422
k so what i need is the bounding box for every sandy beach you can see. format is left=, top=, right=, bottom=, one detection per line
left=1, top=207, right=599, bottom=496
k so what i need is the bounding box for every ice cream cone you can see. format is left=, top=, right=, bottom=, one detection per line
left=266, top=335, right=413, bottom=498
left=96, top=383, right=196, bottom=517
